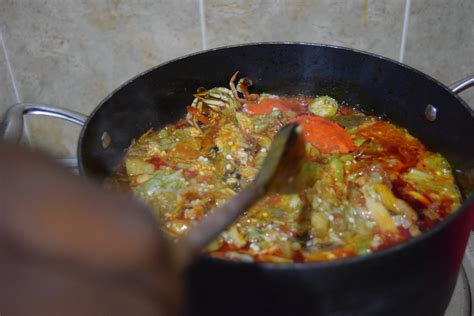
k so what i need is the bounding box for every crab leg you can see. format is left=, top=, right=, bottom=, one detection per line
left=229, top=71, right=249, bottom=105
left=238, top=78, right=259, bottom=102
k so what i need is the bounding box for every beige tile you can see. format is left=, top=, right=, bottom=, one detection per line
left=403, top=0, right=474, bottom=110
left=204, top=0, right=405, bottom=60
left=0, top=0, right=201, bottom=156
left=0, top=34, right=17, bottom=119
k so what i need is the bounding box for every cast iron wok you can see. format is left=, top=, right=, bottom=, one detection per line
left=2, top=42, right=474, bottom=316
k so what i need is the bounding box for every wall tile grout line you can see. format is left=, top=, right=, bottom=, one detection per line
left=398, top=0, right=411, bottom=63
left=0, top=28, right=21, bottom=103
left=198, top=0, right=207, bottom=50
left=1, top=27, right=32, bottom=144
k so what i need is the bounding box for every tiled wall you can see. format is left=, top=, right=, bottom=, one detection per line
left=0, top=0, right=473, bottom=157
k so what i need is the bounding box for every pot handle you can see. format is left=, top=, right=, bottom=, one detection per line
left=1, top=103, right=88, bottom=143
left=449, top=76, right=474, bottom=94
left=449, top=76, right=474, bottom=230
left=1, top=103, right=88, bottom=168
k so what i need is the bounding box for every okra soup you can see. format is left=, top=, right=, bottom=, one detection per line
left=108, top=73, right=461, bottom=263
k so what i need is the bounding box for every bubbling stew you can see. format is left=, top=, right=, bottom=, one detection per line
left=108, top=73, right=461, bottom=263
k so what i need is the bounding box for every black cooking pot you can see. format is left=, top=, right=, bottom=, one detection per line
left=2, top=43, right=474, bottom=316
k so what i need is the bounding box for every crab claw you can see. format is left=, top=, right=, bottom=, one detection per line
left=230, top=71, right=259, bottom=104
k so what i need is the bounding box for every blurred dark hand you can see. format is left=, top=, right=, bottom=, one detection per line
left=0, top=141, right=182, bottom=316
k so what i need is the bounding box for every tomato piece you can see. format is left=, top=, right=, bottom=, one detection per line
left=290, top=115, right=354, bottom=154
left=148, top=156, right=167, bottom=170
left=183, top=169, right=198, bottom=179
left=244, top=98, right=305, bottom=115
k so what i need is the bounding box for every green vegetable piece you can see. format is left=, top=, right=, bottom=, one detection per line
left=125, top=157, right=155, bottom=176
left=310, top=212, right=329, bottom=238
left=235, top=112, right=253, bottom=131
left=246, top=226, right=261, bottom=242
left=270, top=108, right=283, bottom=118
left=331, top=114, right=370, bottom=129
left=226, top=226, right=247, bottom=248
left=206, top=239, right=221, bottom=252
left=157, top=129, right=169, bottom=139
left=353, top=137, right=366, bottom=146
left=339, top=154, right=354, bottom=162
left=308, top=96, right=339, bottom=118
left=134, top=168, right=186, bottom=198
left=253, top=115, right=271, bottom=133
left=329, top=158, right=344, bottom=182
left=297, top=160, right=320, bottom=188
